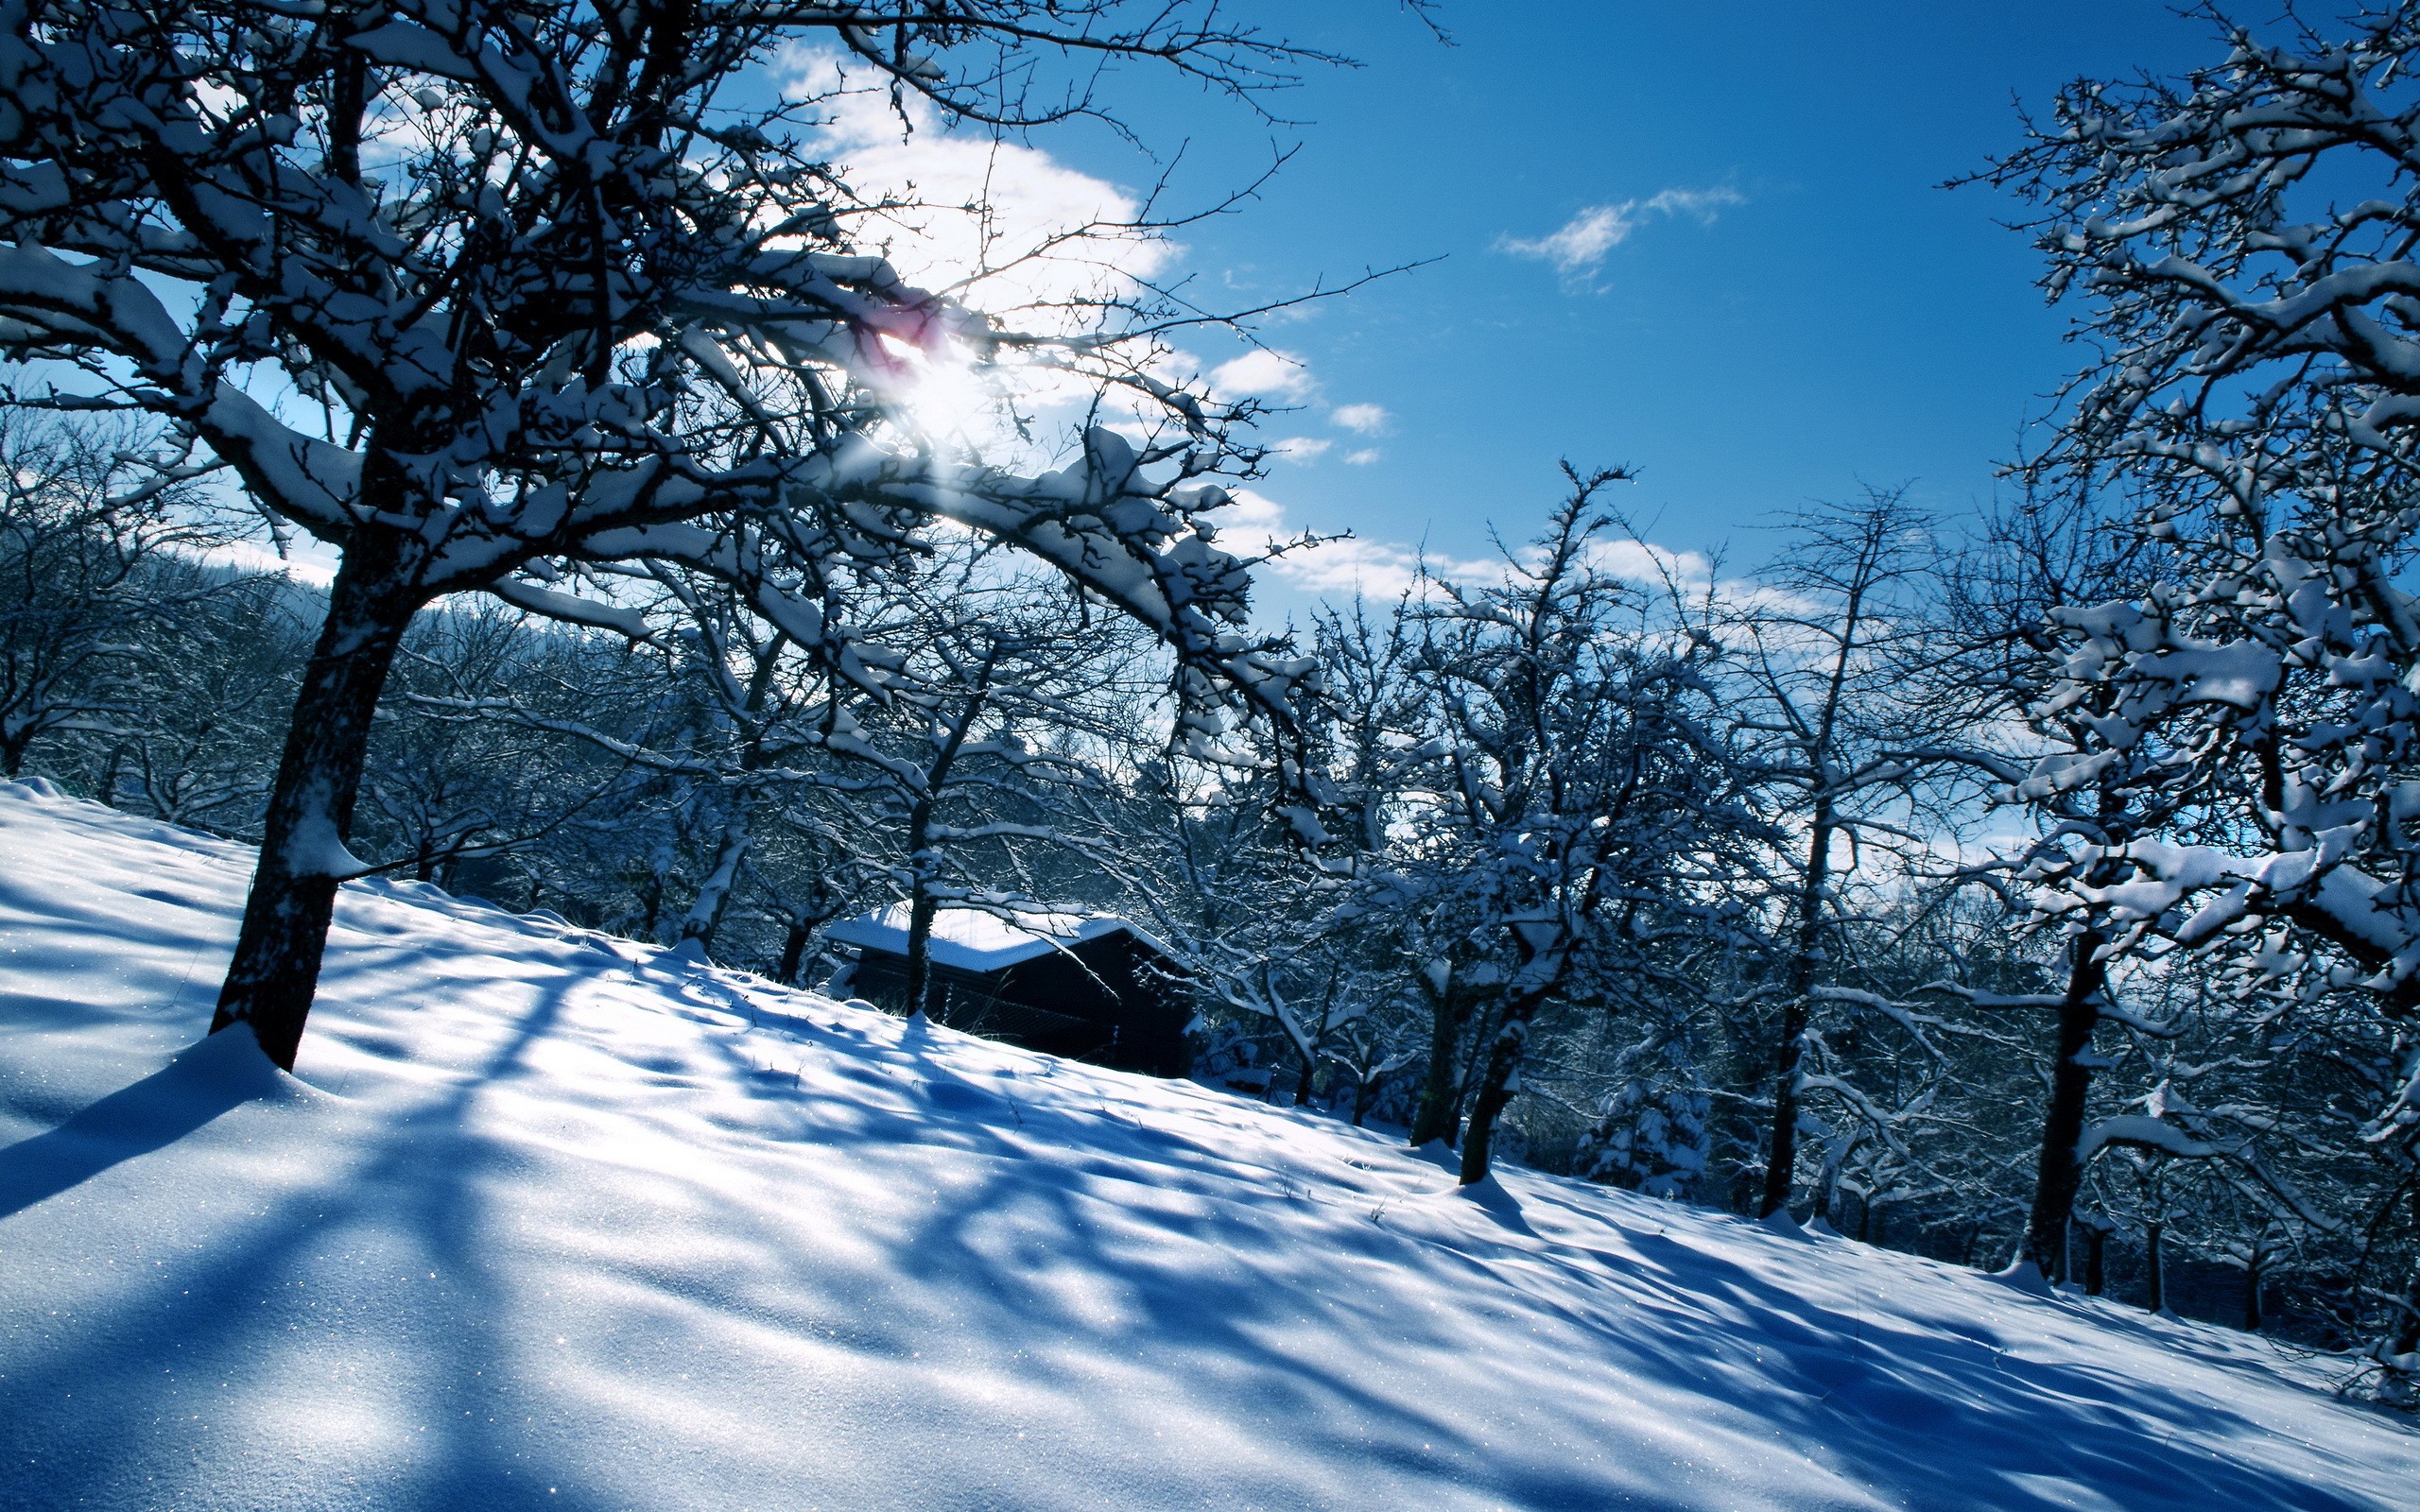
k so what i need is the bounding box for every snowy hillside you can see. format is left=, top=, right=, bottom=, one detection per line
left=0, top=782, right=2411, bottom=1512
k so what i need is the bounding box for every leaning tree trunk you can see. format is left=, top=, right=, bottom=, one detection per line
left=211, top=537, right=424, bottom=1070
left=895, top=669, right=991, bottom=1022
left=1762, top=811, right=1835, bottom=1218
left=2019, top=929, right=2109, bottom=1279
left=675, top=814, right=752, bottom=955
left=1458, top=988, right=1549, bottom=1186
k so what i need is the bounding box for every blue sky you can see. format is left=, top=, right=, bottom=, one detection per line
left=968, top=1, right=2221, bottom=608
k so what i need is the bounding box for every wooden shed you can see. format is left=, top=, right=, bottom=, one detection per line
left=824, top=905, right=1192, bottom=1076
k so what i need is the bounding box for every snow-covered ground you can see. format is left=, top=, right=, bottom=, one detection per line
left=0, top=782, right=2411, bottom=1512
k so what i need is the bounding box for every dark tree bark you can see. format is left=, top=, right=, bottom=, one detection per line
left=2020, top=929, right=2108, bottom=1278
left=2083, top=1223, right=2108, bottom=1297
left=1408, top=971, right=1473, bottom=1148
left=776, top=916, right=813, bottom=986
left=674, top=816, right=752, bottom=956
left=1288, top=1037, right=1319, bottom=1110
left=898, top=647, right=998, bottom=1020
left=210, top=533, right=426, bottom=1070
left=904, top=889, right=942, bottom=1018
left=2145, top=1221, right=2166, bottom=1313
left=1761, top=808, right=1836, bottom=1219
left=1458, top=989, right=1547, bottom=1185
left=1350, top=1070, right=1381, bottom=1127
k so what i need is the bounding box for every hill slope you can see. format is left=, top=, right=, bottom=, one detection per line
left=0, top=781, right=2411, bottom=1511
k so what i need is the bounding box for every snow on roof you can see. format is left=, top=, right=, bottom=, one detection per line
left=823, top=903, right=1170, bottom=973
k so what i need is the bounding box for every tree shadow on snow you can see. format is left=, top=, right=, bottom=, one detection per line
left=0, top=938, right=596, bottom=1512
left=0, top=1029, right=301, bottom=1219
left=3, top=919, right=2401, bottom=1512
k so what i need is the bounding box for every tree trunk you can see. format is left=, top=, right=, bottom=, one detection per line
left=1291, top=1040, right=1319, bottom=1111
left=775, top=915, right=813, bottom=986
left=1458, top=991, right=1547, bottom=1185
left=2145, top=1221, right=2166, bottom=1314
left=2385, top=1261, right=2420, bottom=1396
left=2084, top=1224, right=2108, bottom=1296
left=676, top=814, right=751, bottom=954
left=2020, top=929, right=2107, bottom=1278
left=904, top=886, right=939, bottom=1018
left=640, top=873, right=665, bottom=936
left=1409, top=971, right=1469, bottom=1148
left=2243, top=1250, right=2266, bottom=1332
left=96, top=742, right=124, bottom=806
left=2394, top=1202, right=2420, bottom=1358
left=210, top=541, right=422, bottom=1070
left=1762, top=813, right=1835, bottom=1218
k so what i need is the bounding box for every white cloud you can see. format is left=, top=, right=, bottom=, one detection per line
left=1584, top=538, right=1715, bottom=589
left=1215, top=488, right=1738, bottom=609
left=1269, top=437, right=1332, bottom=461
left=1210, top=348, right=1316, bottom=401
left=787, top=49, right=1172, bottom=324
left=1498, top=186, right=1745, bottom=286
left=778, top=49, right=1183, bottom=458
left=1330, top=403, right=1390, bottom=435
left=1343, top=448, right=1382, bottom=466
left=1208, top=490, right=1505, bottom=602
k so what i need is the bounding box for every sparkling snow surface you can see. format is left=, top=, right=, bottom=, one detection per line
left=0, top=782, right=2411, bottom=1512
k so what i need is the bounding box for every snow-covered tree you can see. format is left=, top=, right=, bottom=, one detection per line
left=0, top=417, right=227, bottom=777
left=1720, top=489, right=1962, bottom=1220
left=1394, top=472, right=1759, bottom=1186
left=1979, top=4, right=2420, bottom=1381
left=0, top=0, right=1317, bottom=1066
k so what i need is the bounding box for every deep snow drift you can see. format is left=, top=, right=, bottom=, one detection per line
left=0, top=782, right=2411, bottom=1512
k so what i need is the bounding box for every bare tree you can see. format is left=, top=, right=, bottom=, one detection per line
left=1973, top=6, right=2420, bottom=1375
left=0, top=418, right=226, bottom=777
left=1724, top=489, right=1948, bottom=1220
left=0, top=1, right=1322, bottom=1066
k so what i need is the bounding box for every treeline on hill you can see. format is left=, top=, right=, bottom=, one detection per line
left=9, top=415, right=2419, bottom=1402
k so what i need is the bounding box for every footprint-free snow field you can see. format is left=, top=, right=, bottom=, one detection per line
left=1, top=782, right=2412, bottom=1510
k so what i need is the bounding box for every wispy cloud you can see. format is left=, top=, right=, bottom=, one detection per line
left=1498, top=186, right=1744, bottom=288
left=1330, top=403, right=1391, bottom=435
left=1269, top=436, right=1333, bottom=461
left=1343, top=448, right=1383, bottom=466
left=1218, top=489, right=1721, bottom=605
